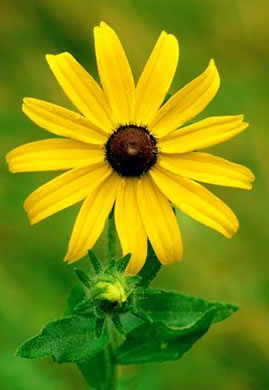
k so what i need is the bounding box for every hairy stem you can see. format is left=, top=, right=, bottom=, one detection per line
left=107, top=213, right=116, bottom=260
left=77, top=327, right=118, bottom=390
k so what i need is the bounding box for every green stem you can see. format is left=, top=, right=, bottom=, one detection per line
left=77, top=331, right=118, bottom=390
left=78, top=219, right=119, bottom=389
left=107, top=213, right=116, bottom=260
left=107, top=338, right=118, bottom=390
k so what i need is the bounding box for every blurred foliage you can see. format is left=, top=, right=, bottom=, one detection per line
left=0, top=0, right=268, bottom=389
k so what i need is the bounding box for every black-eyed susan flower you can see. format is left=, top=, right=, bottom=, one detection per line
left=6, top=22, right=254, bottom=274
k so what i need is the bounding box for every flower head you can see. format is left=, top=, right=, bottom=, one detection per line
left=6, top=22, right=254, bottom=274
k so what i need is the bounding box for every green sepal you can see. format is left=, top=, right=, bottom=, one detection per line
left=91, top=287, right=108, bottom=300
left=125, top=276, right=142, bottom=290
left=104, top=259, right=117, bottom=274
left=111, top=313, right=125, bottom=337
left=115, top=253, right=131, bottom=273
left=130, top=310, right=151, bottom=324
left=74, top=268, right=91, bottom=288
left=16, top=315, right=109, bottom=364
left=88, top=250, right=102, bottom=274
left=95, top=317, right=105, bottom=339
left=137, top=244, right=161, bottom=288
left=116, top=309, right=215, bottom=364
left=74, top=298, right=95, bottom=315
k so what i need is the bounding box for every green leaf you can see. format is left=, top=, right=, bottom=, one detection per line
left=111, top=313, right=125, bottom=336
left=116, top=309, right=215, bottom=364
left=78, top=347, right=116, bottom=390
left=16, top=315, right=109, bottom=364
left=134, top=289, right=239, bottom=326
left=137, top=244, right=161, bottom=288
left=116, top=289, right=239, bottom=364
left=120, top=312, right=144, bottom=333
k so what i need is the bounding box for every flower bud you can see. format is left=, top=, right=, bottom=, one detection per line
left=95, top=279, right=128, bottom=304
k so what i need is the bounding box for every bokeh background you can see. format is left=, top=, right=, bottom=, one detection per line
left=0, top=0, right=268, bottom=389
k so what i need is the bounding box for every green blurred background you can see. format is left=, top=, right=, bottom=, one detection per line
left=0, top=0, right=268, bottom=389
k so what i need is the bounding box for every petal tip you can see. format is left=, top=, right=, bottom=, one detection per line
left=209, top=58, right=216, bottom=67
left=100, top=21, right=108, bottom=28
left=99, top=21, right=115, bottom=34
left=64, top=253, right=72, bottom=263
left=208, top=58, right=220, bottom=78
left=167, top=33, right=179, bottom=53
left=46, top=52, right=70, bottom=62
left=22, top=97, right=34, bottom=107
left=24, top=208, right=38, bottom=226
left=167, top=32, right=178, bottom=41
left=5, top=151, right=11, bottom=163
left=249, top=170, right=255, bottom=182
left=6, top=161, right=16, bottom=173
left=45, top=53, right=54, bottom=62
left=27, top=215, right=37, bottom=226
left=21, top=102, right=27, bottom=113
left=244, top=166, right=255, bottom=183
left=23, top=200, right=35, bottom=222
left=229, top=219, right=239, bottom=237
left=64, top=251, right=81, bottom=264
left=223, top=224, right=238, bottom=238
left=93, top=25, right=101, bottom=37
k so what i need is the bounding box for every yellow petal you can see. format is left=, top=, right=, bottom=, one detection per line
left=115, top=178, right=147, bottom=274
left=137, top=174, right=183, bottom=265
left=159, top=152, right=255, bottom=189
left=6, top=138, right=104, bottom=172
left=23, top=98, right=107, bottom=145
left=159, top=115, right=248, bottom=153
left=150, top=166, right=239, bottom=238
left=135, top=31, right=179, bottom=125
left=65, top=173, right=120, bottom=263
left=94, top=22, right=135, bottom=124
left=149, top=59, right=220, bottom=137
left=46, top=52, right=113, bottom=131
left=24, top=163, right=111, bottom=225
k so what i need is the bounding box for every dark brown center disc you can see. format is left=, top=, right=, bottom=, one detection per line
left=105, top=125, right=158, bottom=177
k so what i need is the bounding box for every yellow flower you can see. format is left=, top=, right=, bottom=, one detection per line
left=6, top=22, right=254, bottom=274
